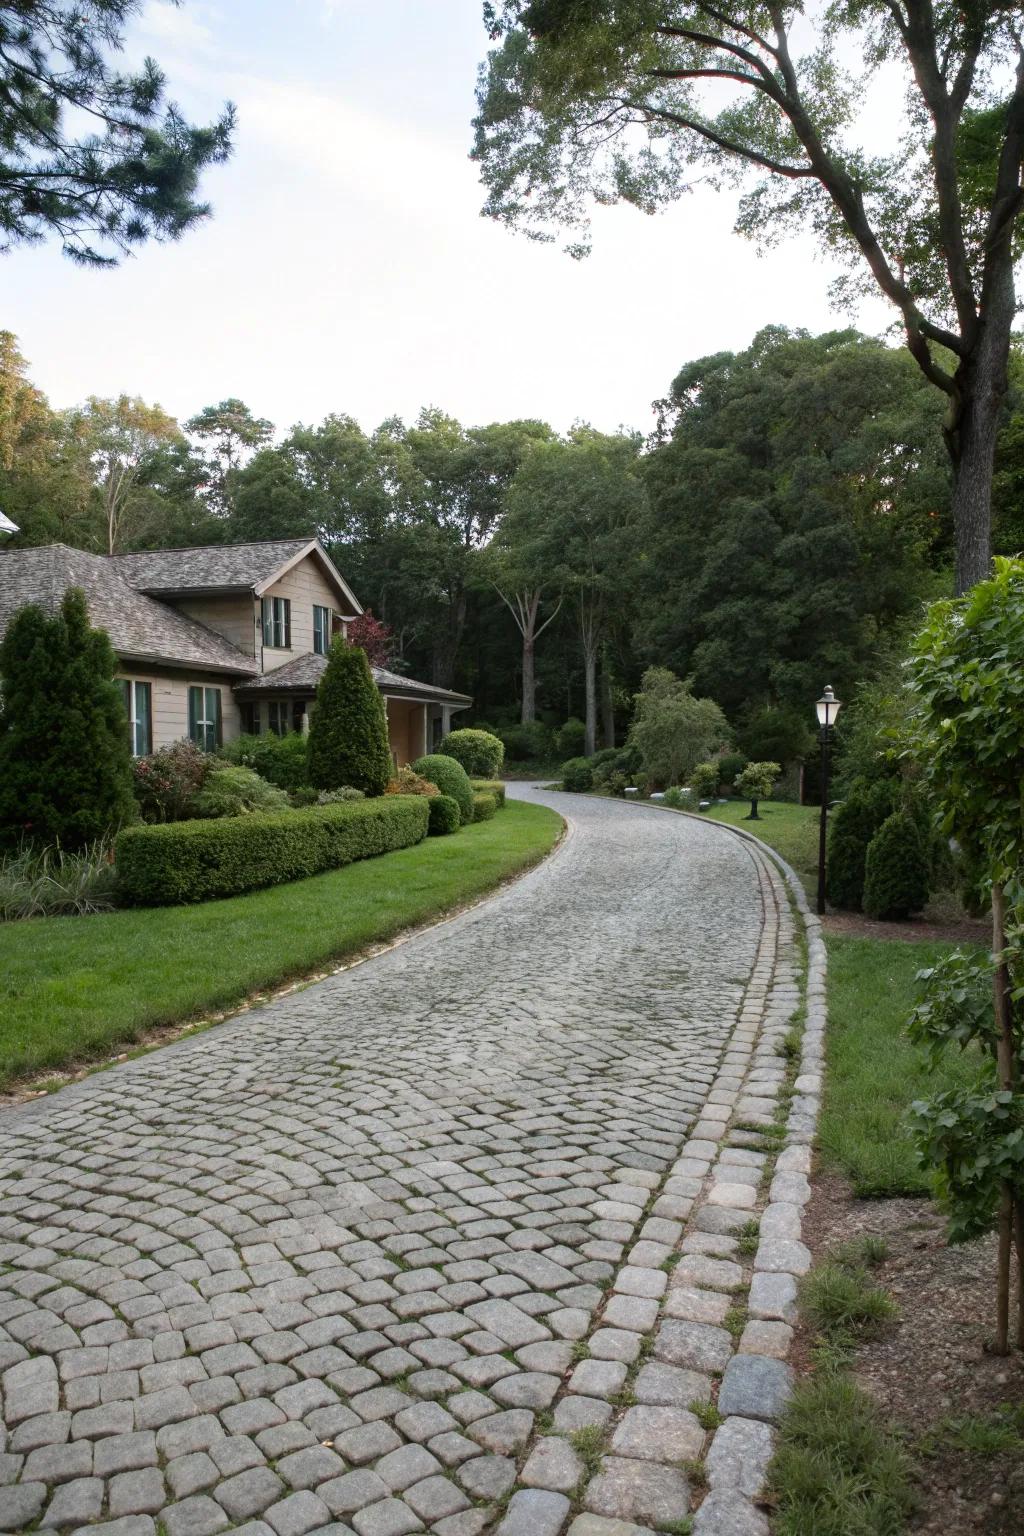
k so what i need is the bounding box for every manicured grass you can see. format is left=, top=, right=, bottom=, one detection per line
left=820, top=934, right=982, bottom=1196
left=706, top=798, right=819, bottom=893
left=0, top=798, right=562, bottom=1089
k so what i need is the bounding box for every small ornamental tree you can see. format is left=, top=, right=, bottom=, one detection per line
left=307, top=640, right=391, bottom=797
left=906, top=558, right=1024, bottom=1353
left=735, top=761, right=780, bottom=822
left=0, top=588, right=136, bottom=847
left=628, top=668, right=730, bottom=787
left=346, top=611, right=395, bottom=668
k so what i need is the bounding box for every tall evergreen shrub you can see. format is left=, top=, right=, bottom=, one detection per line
left=863, top=810, right=931, bottom=919
left=826, top=777, right=898, bottom=911
left=0, top=588, right=136, bottom=848
left=307, top=641, right=391, bottom=796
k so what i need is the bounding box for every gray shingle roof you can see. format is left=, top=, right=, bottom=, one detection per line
left=0, top=545, right=258, bottom=675
left=112, top=538, right=316, bottom=594
left=234, top=652, right=471, bottom=705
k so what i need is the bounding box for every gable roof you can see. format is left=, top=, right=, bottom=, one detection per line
left=113, top=537, right=362, bottom=614
left=0, top=545, right=258, bottom=676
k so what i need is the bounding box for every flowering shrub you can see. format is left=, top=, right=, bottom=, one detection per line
left=132, top=740, right=211, bottom=823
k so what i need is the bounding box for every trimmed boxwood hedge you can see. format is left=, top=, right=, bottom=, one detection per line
left=472, top=791, right=498, bottom=822
left=116, top=796, right=430, bottom=906
left=412, top=754, right=474, bottom=825
left=470, top=778, right=506, bottom=808
left=427, top=794, right=461, bottom=836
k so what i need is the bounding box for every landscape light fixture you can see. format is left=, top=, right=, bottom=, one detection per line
left=815, top=685, right=841, bottom=916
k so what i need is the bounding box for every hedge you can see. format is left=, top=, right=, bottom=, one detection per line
left=472, top=791, right=498, bottom=822
left=412, top=754, right=474, bottom=825
left=440, top=729, right=505, bottom=777
left=116, top=796, right=430, bottom=906
left=470, top=778, right=506, bottom=808
left=428, top=794, right=461, bottom=836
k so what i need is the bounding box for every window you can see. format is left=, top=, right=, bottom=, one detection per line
left=261, top=595, right=291, bottom=649
left=267, top=700, right=288, bottom=738
left=313, top=604, right=332, bottom=656
left=118, top=679, right=152, bottom=757
left=188, top=686, right=222, bottom=751
left=240, top=702, right=261, bottom=736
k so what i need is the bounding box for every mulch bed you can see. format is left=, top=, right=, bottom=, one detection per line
left=800, top=1170, right=1024, bottom=1533
left=823, top=911, right=989, bottom=946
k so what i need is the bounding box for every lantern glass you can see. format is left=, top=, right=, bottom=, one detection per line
left=816, top=686, right=841, bottom=729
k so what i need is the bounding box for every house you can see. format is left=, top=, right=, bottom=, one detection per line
left=0, top=537, right=471, bottom=763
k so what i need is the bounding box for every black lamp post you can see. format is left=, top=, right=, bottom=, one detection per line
left=815, top=685, right=842, bottom=916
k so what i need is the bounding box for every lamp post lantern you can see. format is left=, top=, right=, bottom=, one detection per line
left=815, top=685, right=842, bottom=916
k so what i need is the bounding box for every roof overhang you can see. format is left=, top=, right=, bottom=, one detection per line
left=118, top=649, right=258, bottom=678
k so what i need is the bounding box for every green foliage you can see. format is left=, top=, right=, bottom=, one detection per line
left=440, top=729, right=505, bottom=777
left=662, top=785, right=692, bottom=810
left=800, top=1247, right=897, bottom=1347
left=907, top=951, right=999, bottom=1067
left=911, top=1085, right=1024, bottom=1244
left=717, top=751, right=747, bottom=787
left=592, top=745, right=640, bottom=786
left=308, top=641, right=391, bottom=797
left=220, top=732, right=310, bottom=791
left=498, top=719, right=553, bottom=761
left=560, top=756, right=594, bottom=792
left=470, top=779, right=507, bottom=807
left=863, top=812, right=931, bottom=920
left=472, top=791, right=498, bottom=822
left=739, top=708, right=814, bottom=768
left=190, top=766, right=291, bottom=821
left=0, top=2, right=235, bottom=267
left=735, top=760, right=781, bottom=812
left=628, top=668, right=729, bottom=787
left=411, top=753, right=475, bottom=824
left=554, top=717, right=586, bottom=758
left=116, top=796, right=429, bottom=905
left=133, top=739, right=211, bottom=824
left=690, top=761, right=721, bottom=800
left=427, top=794, right=461, bottom=836
left=0, top=589, right=137, bottom=848
left=826, top=779, right=899, bottom=912
left=315, top=786, right=365, bottom=804
left=0, top=841, right=118, bottom=920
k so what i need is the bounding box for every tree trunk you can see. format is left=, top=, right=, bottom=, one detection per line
left=600, top=660, right=615, bottom=749
left=583, top=645, right=598, bottom=756
left=746, top=799, right=760, bottom=821
left=521, top=635, right=536, bottom=724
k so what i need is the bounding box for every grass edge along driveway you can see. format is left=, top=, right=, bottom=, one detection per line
left=0, top=798, right=563, bottom=1090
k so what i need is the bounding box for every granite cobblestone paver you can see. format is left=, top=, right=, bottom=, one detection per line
left=0, top=786, right=806, bottom=1534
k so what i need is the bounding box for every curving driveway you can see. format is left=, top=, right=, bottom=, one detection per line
left=0, top=788, right=775, bottom=1536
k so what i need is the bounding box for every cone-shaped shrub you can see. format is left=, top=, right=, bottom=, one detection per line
left=0, top=588, right=137, bottom=848
left=863, top=811, right=930, bottom=919
left=308, top=640, right=391, bottom=796
left=826, top=778, right=898, bottom=911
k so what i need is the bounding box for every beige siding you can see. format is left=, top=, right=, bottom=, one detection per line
left=260, top=556, right=347, bottom=668
left=385, top=698, right=427, bottom=767
left=173, top=595, right=257, bottom=656
left=115, top=668, right=242, bottom=752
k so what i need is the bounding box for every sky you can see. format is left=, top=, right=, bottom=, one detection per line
left=3, top=0, right=896, bottom=441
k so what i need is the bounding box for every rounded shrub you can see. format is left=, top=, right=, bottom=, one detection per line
left=308, top=641, right=391, bottom=797
left=428, top=794, right=461, bottom=836
left=555, top=717, right=587, bottom=758
left=412, top=753, right=474, bottom=824
left=593, top=745, right=640, bottom=786
left=221, top=732, right=310, bottom=791
left=190, top=765, right=291, bottom=819
left=561, top=756, right=594, bottom=792
left=472, top=791, right=498, bottom=822
left=470, top=778, right=506, bottom=807
left=690, top=761, right=721, bottom=799
left=826, top=777, right=899, bottom=911
left=717, top=751, right=748, bottom=789
left=440, top=729, right=504, bottom=777
left=863, top=811, right=930, bottom=919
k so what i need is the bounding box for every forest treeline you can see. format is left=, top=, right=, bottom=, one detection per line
left=3, top=325, right=1022, bottom=748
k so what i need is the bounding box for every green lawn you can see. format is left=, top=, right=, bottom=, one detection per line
left=820, top=933, right=982, bottom=1196
left=706, top=797, right=819, bottom=894
left=0, top=798, right=562, bottom=1089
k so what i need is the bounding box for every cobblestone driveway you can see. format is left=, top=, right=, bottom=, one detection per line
left=0, top=789, right=797, bottom=1536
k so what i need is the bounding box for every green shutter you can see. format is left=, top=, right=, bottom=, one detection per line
left=261, top=597, right=272, bottom=646
left=211, top=689, right=223, bottom=748
left=283, top=599, right=291, bottom=648
left=138, top=683, right=152, bottom=756
left=188, top=686, right=200, bottom=744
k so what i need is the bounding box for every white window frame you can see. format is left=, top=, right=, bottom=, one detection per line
left=261, top=595, right=291, bottom=649
left=120, top=679, right=152, bottom=757
left=313, top=604, right=332, bottom=656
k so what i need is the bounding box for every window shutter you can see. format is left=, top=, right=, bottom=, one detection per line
left=283, top=599, right=291, bottom=649
left=188, top=686, right=199, bottom=743
left=138, top=683, right=153, bottom=756
left=212, top=689, right=223, bottom=748
left=261, top=597, right=272, bottom=646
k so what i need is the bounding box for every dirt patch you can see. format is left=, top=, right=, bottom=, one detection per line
left=801, top=1170, right=1024, bottom=1533
left=823, top=910, right=989, bottom=946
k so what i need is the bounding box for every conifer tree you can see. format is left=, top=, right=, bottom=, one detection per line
left=307, top=642, right=391, bottom=796
left=0, top=588, right=137, bottom=846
